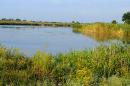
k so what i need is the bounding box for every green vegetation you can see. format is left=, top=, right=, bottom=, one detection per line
left=1, top=12, right=130, bottom=86
left=0, top=44, right=130, bottom=86
left=122, top=12, right=130, bottom=24
left=112, top=20, right=117, bottom=24
left=0, top=19, right=71, bottom=27
left=72, top=21, right=82, bottom=28
left=73, top=23, right=130, bottom=42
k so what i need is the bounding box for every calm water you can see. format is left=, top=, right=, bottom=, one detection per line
left=0, top=25, right=119, bottom=56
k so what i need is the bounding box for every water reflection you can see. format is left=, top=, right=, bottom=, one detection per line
left=73, top=24, right=130, bottom=44
left=0, top=25, right=99, bottom=56
left=0, top=25, right=129, bottom=56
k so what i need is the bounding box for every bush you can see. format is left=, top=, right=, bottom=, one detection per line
left=112, top=20, right=117, bottom=24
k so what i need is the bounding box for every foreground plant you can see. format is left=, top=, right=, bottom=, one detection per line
left=0, top=44, right=130, bottom=86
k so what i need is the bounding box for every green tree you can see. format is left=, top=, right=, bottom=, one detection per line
left=16, top=19, right=21, bottom=21
left=1, top=18, right=7, bottom=20
left=122, top=12, right=130, bottom=24
left=72, top=21, right=82, bottom=28
left=112, top=20, right=117, bottom=24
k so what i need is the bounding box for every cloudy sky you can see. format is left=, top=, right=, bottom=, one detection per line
left=0, top=0, right=130, bottom=22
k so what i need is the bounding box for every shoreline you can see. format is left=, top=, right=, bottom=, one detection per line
left=0, top=20, right=72, bottom=27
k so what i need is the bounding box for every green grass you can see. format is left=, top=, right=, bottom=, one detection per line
left=0, top=44, right=130, bottom=86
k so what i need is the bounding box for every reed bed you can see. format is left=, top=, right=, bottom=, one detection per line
left=73, top=23, right=130, bottom=42
left=0, top=44, right=130, bottom=86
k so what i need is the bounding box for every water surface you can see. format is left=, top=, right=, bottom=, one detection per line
left=0, top=25, right=121, bottom=56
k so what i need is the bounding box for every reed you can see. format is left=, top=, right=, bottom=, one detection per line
left=73, top=23, right=130, bottom=42
left=0, top=44, right=130, bottom=86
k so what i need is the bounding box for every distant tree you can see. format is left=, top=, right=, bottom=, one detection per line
left=122, top=12, right=130, bottom=24
left=72, top=21, right=75, bottom=23
left=72, top=21, right=82, bottom=28
left=16, top=19, right=21, bottom=21
left=112, top=20, right=117, bottom=24
left=1, top=18, right=7, bottom=20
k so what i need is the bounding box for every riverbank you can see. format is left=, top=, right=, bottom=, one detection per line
left=0, top=20, right=71, bottom=27
left=73, top=23, right=130, bottom=42
left=0, top=44, right=130, bottom=86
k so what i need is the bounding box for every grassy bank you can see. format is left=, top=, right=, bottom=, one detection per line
left=73, top=23, right=130, bottom=42
left=0, top=44, right=130, bottom=86
left=0, top=20, right=71, bottom=27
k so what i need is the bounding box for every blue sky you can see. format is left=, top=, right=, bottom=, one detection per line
left=0, top=0, right=130, bottom=22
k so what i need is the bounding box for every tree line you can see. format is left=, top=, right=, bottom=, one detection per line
left=1, top=11, right=130, bottom=25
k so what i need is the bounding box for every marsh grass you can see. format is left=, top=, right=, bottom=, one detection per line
left=0, top=44, right=130, bottom=86
left=73, top=23, right=130, bottom=42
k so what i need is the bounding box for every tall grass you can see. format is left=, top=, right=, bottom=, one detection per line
left=73, top=23, right=130, bottom=42
left=0, top=44, right=130, bottom=86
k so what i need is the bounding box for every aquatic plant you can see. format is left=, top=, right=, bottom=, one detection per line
left=72, top=23, right=130, bottom=42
